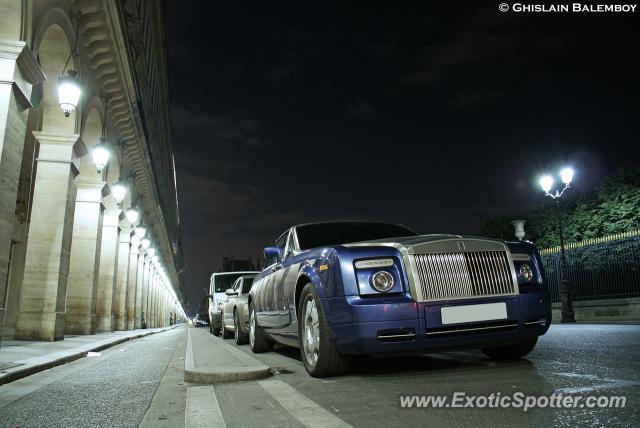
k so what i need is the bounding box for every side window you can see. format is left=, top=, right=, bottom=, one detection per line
left=235, top=279, right=243, bottom=292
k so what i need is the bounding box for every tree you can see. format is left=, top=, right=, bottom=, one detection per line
left=478, top=217, right=518, bottom=240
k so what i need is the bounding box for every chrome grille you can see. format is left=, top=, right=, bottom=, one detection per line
left=413, top=251, right=516, bottom=301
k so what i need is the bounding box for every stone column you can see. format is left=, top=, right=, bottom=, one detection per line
left=134, top=249, right=145, bottom=328
left=64, top=182, right=105, bottom=334
left=149, top=269, right=156, bottom=328
left=141, top=256, right=151, bottom=328
left=15, top=132, right=79, bottom=341
left=126, top=240, right=139, bottom=329
left=113, top=225, right=131, bottom=330
left=0, top=41, right=44, bottom=339
left=94, top=209, right=121, bottom=332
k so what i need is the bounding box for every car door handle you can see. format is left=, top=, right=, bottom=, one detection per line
left=271, top=263, right=283, bottom=272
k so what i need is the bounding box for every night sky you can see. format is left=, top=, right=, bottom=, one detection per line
left=163, top=2, right=639, bottom=313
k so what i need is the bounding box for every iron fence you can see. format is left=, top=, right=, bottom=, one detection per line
left=540, top=230, right=640, bottom=302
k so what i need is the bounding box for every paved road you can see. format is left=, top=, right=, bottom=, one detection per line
left=0, top=328, right=187, bottom=427
left=1, top=325, right=638, bottom=427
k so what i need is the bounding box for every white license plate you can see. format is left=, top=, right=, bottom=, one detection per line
left=441, top=302, right=507, bottom=325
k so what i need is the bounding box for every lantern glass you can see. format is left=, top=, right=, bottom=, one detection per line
left=141, top=238, right=151, bottom=249
left=125, top=207, right=138, bottom=225
left=135, top=226, right=146, bottom=239
left=560, top=167, right=574, bottom=185
left=92, top=142, right=110, bottom=173
left=147, top=247, right=156, bottom=257
left=539, top=175, right=553, bottom=193
left=112, top=181, right=127, bottom=205
left=58, top=71, right=81, bottom=117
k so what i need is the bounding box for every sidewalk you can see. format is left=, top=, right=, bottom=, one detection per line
left=0, top=325, right=179, bottom=385
left=184, top=327, right=271, bottom=384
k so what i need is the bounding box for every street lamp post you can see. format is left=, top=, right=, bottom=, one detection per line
left=539, top=167, right=576, bottom=323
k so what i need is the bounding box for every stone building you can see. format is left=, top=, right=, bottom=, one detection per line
left=0, top=0, right=186, bottom=341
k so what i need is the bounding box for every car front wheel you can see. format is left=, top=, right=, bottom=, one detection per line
left=298, top=283, right=349, bottom=378
left=234, top=310, right=248, bottom=345
left=221, top=311, right=233, bottom=339
left=481, top=337, right=538, bottom=360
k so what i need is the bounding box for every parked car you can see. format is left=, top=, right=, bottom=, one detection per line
left=248, top=221, right=551, bottom=377
left=194, top=313, right=209, bottom=327
left=221, top=275, right=256, bottom=344
left=208, top=271, right=259, bottom=335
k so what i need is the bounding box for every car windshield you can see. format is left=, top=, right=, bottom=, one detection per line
left=296, top=222, right=418, bottom=250
left=213, top=273, right=247, bottom=292
left=196, top=313, right=207, bottom=320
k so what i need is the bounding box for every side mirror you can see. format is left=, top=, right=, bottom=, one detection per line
left=263, top=246, right=282, bottom=262
left=206, top=294, right=213, bottom=300
left=225, top=288, right=237, bottom=296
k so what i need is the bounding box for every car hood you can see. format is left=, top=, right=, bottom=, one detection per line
left=342, top=234, right=508, bottom=255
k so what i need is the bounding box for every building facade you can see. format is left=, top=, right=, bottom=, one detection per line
left=0, top=0, right=186, bottom=341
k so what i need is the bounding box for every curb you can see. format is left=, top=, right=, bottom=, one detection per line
left=0, top=325, right=180, bottom=386
left=184, top=329, right=271, bottom=384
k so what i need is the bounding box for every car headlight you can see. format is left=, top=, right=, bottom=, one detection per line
left=371, top=271, right=395, bottom=292
left=519, top=264, right=534, bottom=282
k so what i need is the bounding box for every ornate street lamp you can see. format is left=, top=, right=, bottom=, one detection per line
left=111, top=180, right=127, bottom=205
left=539, top=166, right=576, bottom=323
left=125, top=207, right=139, bottom=225
left=134, top=225, right=146, bottom=239
left=91, top=139, right=110, bottom=173
left=141, top=237, right=151, bottom=250
left=58, top=70, right=81, bottom=117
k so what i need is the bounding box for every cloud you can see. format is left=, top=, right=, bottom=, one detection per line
left=449, top=89, right=504, bottom=108
left=345, top=98, right=375, bottom=120
left=171, top=108, right=271, bottom=149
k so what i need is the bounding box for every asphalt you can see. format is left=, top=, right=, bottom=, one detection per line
left=0, top=327, right=186, bottom=428
left=0, top=325, right=178, bottom=385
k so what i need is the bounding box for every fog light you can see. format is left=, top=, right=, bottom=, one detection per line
left=371, top=271, right=394, bottom=292
left=519, top=264, right=533, bottom=282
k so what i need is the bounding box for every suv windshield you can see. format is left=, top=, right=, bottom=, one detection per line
left=296, top=222, right=417, bottom=250
left=213, top=273, right=248, bottom=293
left=196, top=313, right=207, bottom=320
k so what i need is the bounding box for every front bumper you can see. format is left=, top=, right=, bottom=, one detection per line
left=324, top=290, right=551, bottom=355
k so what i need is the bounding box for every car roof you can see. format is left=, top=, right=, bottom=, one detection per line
left=275, top=220, right=417, bottom=241
left=210, top=271, right=258, bottom=279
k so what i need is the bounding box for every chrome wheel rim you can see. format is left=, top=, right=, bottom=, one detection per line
left=249, top=307, right=255, bottom=348
left=302, top=297, right=320, bottom=367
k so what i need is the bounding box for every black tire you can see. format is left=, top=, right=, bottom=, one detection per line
left=298, top=284, right=349, bottom=378
left=221, top=312, right=233, bottom=339
left=249, top=303, right=273, bottom=353
left=481, top=337, right=538, bottom=360
left=234, top=309, right=248, bottom=345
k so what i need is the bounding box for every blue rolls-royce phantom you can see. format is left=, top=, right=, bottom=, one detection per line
left=248, top=221, right=551, bottom=377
